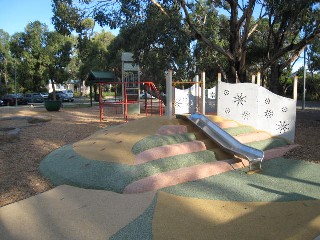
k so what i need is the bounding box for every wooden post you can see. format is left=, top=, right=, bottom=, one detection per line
left=201, top=71, right=206, bottom=114
left=293, top=76, right=298, bottom=100
left=166, top=70, right=173, bottom=119
left=257, top=72, right=261, bottom=86
left=218, top=73, right=222, bottom=82
left=195, top=74, right=199, bottom=113
left=251, top=75, right=255, bottom=84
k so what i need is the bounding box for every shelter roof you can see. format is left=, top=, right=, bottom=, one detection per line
left=88, top=71, right=116, bottom=83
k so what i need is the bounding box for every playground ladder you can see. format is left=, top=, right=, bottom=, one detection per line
left=187, top=113, right=264, bottom=171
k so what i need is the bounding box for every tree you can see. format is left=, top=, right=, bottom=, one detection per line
left=9, top=21, right=50, bottom=92
left=45, top=31, right=74, bottom=99
left=52, top=0, right=320, bottom=94
left=106, top=4, right=193, bottom=88
left=308, top=36, right=320, bottom=72
left=77, top=30, right=115, bottom=79
left=0, top=29, right=11, bottom=94
left=261, top=0, right=320, bottom=93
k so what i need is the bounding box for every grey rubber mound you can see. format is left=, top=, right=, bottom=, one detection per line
left=163, top=158, right=320, bottom=202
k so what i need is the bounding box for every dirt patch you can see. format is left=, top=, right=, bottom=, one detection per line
left=284, top=108, right=320, bottom=163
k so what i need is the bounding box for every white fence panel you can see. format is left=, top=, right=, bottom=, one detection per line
left=217, top=82, right=296, bottom=142
left=174, top=85, right=217, bottom=114
left=174, top=85, right=197, bottom=114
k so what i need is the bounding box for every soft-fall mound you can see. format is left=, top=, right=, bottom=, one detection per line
left=132, top=133, right=196, bottom=155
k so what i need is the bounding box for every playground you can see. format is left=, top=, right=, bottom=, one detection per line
left=0, top=103, right=320, bottom=239
left=0, top=52, right=320, bottom=239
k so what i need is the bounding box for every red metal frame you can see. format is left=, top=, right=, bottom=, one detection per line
left=97, top=81, right=163, bottom=122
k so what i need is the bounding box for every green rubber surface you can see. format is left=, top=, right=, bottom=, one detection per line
left=163, top=158, right=320, bottom=202
left=40, top=145, right=217, bottom=193
left=132, top=133, right=196, bottom=154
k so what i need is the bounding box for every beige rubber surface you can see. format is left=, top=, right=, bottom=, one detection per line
left=153, top=191, right=320, bottom=240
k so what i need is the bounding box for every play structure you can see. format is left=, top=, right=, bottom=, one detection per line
left=87, top=53, right=163, bottom=122
left=165, top=70, right=297, bottom=143
left=87, top=55, right=297, bottom=172
left=163, top=70, right=298, bottom=171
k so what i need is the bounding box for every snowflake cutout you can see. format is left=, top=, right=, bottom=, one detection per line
left=209, top=92, right=216, bottom=99
left=225, top=108, right=231, bottom=114
left=224, top=90, right=230, bottom=96
left=174, top=99, right=183, bottom=108
left=242, top=111, right=250, bottom=120
left=282, top=107, right=288, bottom=112
left=265, top=98, right=271, bottom=104
left=276, top=121, right=290, bottom=134
left=175, top=97, right=189, bottom=108
left=233, top=93, right=247, bottom=106
left=189, top=98, right=195, bottom=107
left=264, top=109, right=274, bottom=118
left=207, top=100, right=216, bottom=107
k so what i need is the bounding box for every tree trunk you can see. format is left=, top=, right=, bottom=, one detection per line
left=269, top=64, right=281, bottom=94
left=51, top=80, right=57, bottom=100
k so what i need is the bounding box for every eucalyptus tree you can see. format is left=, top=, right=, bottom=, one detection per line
left=308, top=36, right=320, bottom=72
left=9, top=21, right=49, bottom=92
left=77, top=30, right=115, bottom=80
left=52, top=0, right=320, bottom=94
left=105, top=4, right=193, bottom=87
left=0, top=29, right=11, bottom=93
left=45, top=31, right=74, bottom=97
left=261, top=0, right=320, bottom=93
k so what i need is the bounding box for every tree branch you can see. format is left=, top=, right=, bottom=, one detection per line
left=179, top=0, right=234, bottom=61
left=150, top=0, right=168, bottom=16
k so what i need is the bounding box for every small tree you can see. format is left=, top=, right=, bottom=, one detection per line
left=45, top=31, right=74, bottom=100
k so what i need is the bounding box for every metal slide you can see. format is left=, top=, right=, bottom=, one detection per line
left=187, top=113, right=264, bottom=170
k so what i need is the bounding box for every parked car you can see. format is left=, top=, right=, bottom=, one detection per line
left=139, top=92, right=155, bottom=99
left=62, top=90, right=74, bottom=98
left=0, top=99, right=4, bottom=106
left=23, top=93, right=44, bottom=103
left=40, top=92, right=49, bottom=99
left=1, top=94, right=28, bottom=106
left=48, top=91, right=74, bottom=102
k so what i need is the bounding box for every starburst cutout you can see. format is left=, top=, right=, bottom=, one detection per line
left=276, top=121, right=290, bottom=133
left=233, top=93, right=247, bottom=106
left=242, top=111, right=250, bottom=120
left=265, top=109, right=274, bottom=118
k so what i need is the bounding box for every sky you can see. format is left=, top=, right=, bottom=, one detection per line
left=0, top=0, right=118, bottom=35
left=0, top=0, right=55, bottom=35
